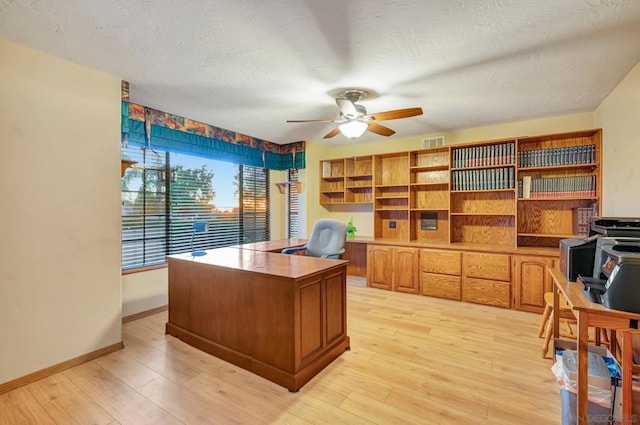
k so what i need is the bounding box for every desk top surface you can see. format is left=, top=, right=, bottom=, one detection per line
left=168, top=247, right=348, bottom=280
left=549, top=267, right=640, bottom=322
left=229, top=238, right=307, bottom=252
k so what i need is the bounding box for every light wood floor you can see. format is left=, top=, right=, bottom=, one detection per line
left=0, top=278, right=561, bottom=424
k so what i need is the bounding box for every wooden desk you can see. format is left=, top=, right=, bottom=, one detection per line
left=166, top=247, right=350, bottom=391
left=230, top=238, right=307, bottom=253
left=549, top=267, right=640, bottom=424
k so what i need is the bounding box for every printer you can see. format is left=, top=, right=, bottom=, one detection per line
left=581, top=243, right=640, bottom=313
left=559, top=217, right=640, bottom=282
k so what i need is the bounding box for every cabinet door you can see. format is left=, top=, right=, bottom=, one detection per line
left=514, top=255, right=555, bottom=313
left=367, top=245, right=393, bottom=290
left=393, top=247, right=420, bottom=294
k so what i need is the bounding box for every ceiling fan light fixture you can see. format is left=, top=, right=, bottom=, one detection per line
left=339, top=120, right=368, bottom=139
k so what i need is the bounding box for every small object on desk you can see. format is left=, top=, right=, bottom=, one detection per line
left=191, top=221, right=209, bottom=257
left=346, top=218, right=356, bottom=240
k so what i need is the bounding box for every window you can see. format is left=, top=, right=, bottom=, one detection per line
left=121, top=146, right=270, bottom=269
left=287, top=169, right=299, bottom=238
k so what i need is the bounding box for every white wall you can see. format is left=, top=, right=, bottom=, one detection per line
left=0, top=40, right=122, bottom=384
left=594, top=60, right=640, bottom=216
left=122, top=269, right=168, bottom=317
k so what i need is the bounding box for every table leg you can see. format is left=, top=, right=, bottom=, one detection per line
left=553, top=288, right=560, bottom=341
left=577, top=311, right=589, bottom=425
left=611, top=330, right=618, bottom=358
left=622, top=332, right=633, bottom=425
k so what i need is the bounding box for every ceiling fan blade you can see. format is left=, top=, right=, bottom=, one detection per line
left=323, top=127, right=341, bottom=139
left=286, top=119, right=336, bottom=123
left=336, top=98, right=358, bottom=119
left=369, top=107, right=423, bottom=121
left=367, top=122, right=396, bottom=137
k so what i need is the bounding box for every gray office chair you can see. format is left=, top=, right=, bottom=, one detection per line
left=282, top=218, right=347, bottom=259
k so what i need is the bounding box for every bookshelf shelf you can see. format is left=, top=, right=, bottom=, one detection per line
left=517, top=197, right=598, bottom=201
left=451, top=213, right=516, bottom=216
left=517, top=163, right=598, bottom=172
left=410, top=164, right=449, bottom=172
left=319, top=128, right=601, bottom=248
left=375, top=184, right=409, bottom=189
left=451, top=189, right=515, bottom=194
left=517, top=233, right=580, bottom=238
left=410, top=182, right=448, bottom=187
left=376, top=196, right=408, bottom=200
left=451, top=164, right=515, bottom=171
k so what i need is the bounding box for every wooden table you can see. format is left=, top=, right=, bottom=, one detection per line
left=166, top=247, right=350, bottom=392
left=549, top=267, right=640, bottom=424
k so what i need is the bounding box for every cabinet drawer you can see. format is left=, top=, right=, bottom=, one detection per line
left=463, top=253, right=511, bottom=281
left=420, top=249, right=461, bottom=276
left=463, top=277, right=511, bottom=308
left=421, top=273, right=461, bottom=300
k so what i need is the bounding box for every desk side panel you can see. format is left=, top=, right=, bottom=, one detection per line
left=167, top=258, right=191, bottom=329
left=325, top=270, right=347, bottom=346
left=253, top=275, right=296, bottom=372
left=189, top=266, right=254, bottom=354
left=167, top=259, right=254, bottom=355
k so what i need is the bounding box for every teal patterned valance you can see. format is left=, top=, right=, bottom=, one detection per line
left=121, top=82, right=304, bottom=170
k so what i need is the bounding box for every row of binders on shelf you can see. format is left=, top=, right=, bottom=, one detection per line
left=518, top=145, right=595, bottom=168
left=518, top=175, right=597, bottom=199
left=452, top=167, right=515, bottom=191
left=574, top=204, right=598, bottom=236
left=452, top=143, right=515, bottom=169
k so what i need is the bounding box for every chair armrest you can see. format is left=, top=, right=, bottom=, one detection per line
left=320, top=248, right=345, bottom=259
left=281, top=245, right=307, bottom=255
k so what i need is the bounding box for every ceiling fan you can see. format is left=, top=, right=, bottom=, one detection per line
left=286, top=89, right=423, bottom=139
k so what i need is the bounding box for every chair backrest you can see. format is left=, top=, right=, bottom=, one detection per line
left=305, top=218, right=347, bottom=258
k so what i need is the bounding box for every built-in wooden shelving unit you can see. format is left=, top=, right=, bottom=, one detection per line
left=320, top=129, right=602, bottom=248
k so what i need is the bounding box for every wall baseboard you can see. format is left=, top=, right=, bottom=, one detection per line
left=0, top=341, right=124, bottom=395
left=122, top=305, right=168, bottom=323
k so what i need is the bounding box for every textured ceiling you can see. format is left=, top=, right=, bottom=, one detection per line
left=2, top=0, right=640, bottom=145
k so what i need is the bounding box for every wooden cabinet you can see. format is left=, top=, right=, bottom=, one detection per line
left=409, top=148, right=450, bottom=244
left=514, top=255, right=556, bottom=313
left=367, top=245, right=393, bottom=290
left=374, top=153, right=410, bottom=241
left=420, top=249, right=462, bottom=300
left=366, top=245, right=419, bottom=294
left=322, top=128, right=602, bottom=311
left=393, top=247, right=420, bottom=294
left=516, top=129, right=601, bottom=247
left=345, top=156, right=373, bottom=203
left=319, top=156, right=373, bottom=204
left=319, top=159, right=345, bottom=204
left=451, top=140, right=517, bottom=246
left=462, top=252, right=512, bottom=308
left=319, top=129, right=601, bottom=250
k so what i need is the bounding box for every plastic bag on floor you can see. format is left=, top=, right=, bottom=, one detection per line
left=551, top=355, right=612, bottom=407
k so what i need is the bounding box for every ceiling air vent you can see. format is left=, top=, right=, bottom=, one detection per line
left=422, top=136, right=445, bottom=149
